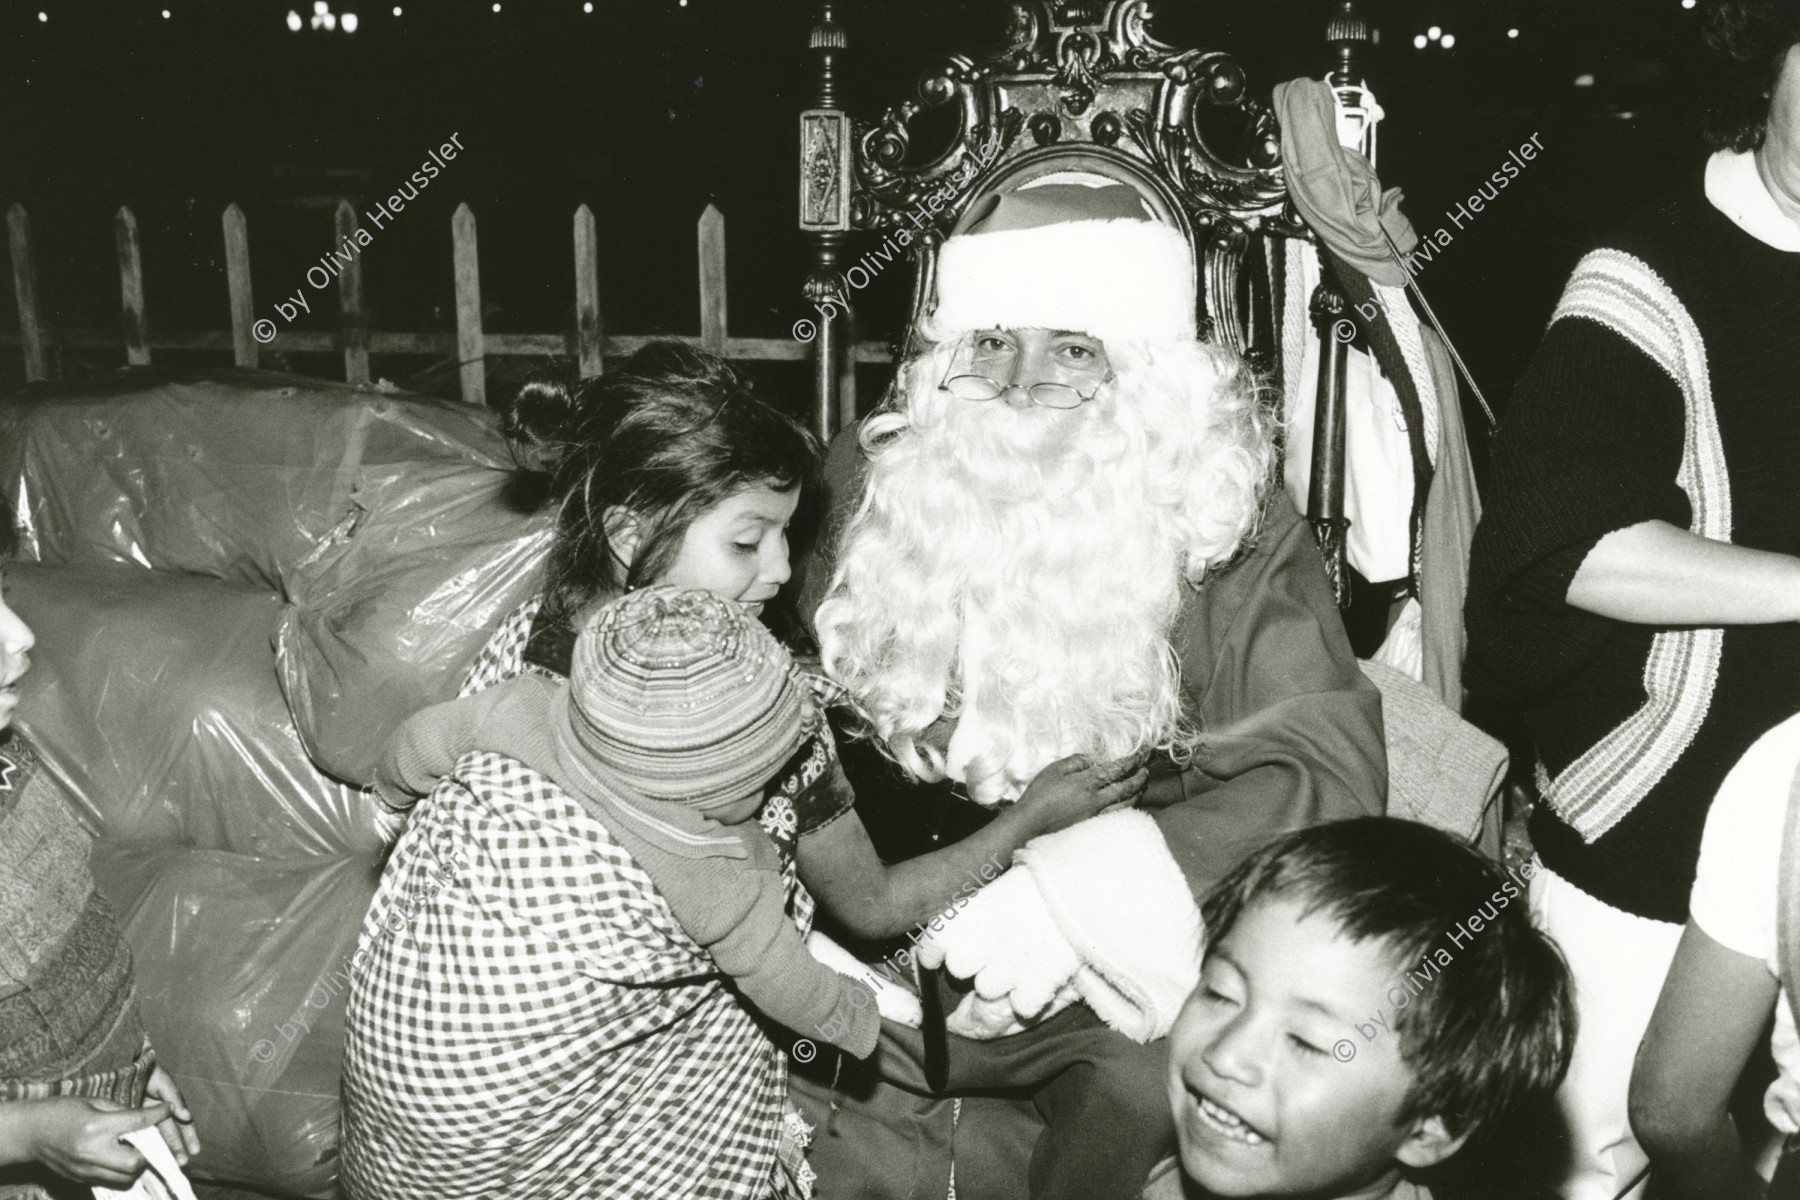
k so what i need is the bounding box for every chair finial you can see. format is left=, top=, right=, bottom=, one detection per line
left=1325, top=1, right=1372, bottom=88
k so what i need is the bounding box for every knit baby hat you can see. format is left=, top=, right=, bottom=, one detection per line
left=564, top=585, right=810, bottom=812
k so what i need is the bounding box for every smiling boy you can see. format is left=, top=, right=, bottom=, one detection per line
left=1150, top=819, right=1575, bottom=1200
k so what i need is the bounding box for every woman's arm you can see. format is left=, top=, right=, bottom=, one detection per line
left=1630, top=921, right=1777, bottom=1200
left=796, top=754, right=1145, bottom=941
left=1568, top=520, right=1800, bottom=626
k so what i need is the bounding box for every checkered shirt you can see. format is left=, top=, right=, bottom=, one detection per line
left=340, top=751, right=796, bottom=1199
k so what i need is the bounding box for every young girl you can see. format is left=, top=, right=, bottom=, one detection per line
left=342, top=344, right=1142, bottom=1200
left=0, top=561, right=200, bottom=1197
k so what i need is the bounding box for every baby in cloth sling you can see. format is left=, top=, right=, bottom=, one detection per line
left=374, top=585, right=895, bottom=1061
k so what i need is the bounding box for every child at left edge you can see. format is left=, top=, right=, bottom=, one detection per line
left=1147, top=818, right=1577, bottom=1200
left=0, top=550, right=202, bottom=1196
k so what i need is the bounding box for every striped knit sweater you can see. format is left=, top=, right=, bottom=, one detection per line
left=1466, top=180, right=1800, bottom=922
left=0, top=736, right=153, bottom=1105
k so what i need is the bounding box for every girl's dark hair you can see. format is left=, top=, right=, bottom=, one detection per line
left=501, top=342, right=819, bottom=626
left=0, top=494, right=15, bottom=560
left=1201, top=819, right=1576, bottom=1153
left=1704, top=0, right=1800, bottom=151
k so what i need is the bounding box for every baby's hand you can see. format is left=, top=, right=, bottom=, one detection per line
left=1012, top=752, right=1149, bottom=838
left=368, top=799, right=408, bottom=847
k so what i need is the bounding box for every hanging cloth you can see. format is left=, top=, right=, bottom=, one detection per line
left=1273, top=76, right=1481, bottom=712
left=1271, top=79, right=1420, bottom=286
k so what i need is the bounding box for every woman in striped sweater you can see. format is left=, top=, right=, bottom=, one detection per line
left=1466, top=3, right=1800, bottom=1195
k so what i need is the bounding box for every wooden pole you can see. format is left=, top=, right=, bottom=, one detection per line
left=6, top=205, right=48, bottom=382
left=1303, top=0, right=1372, bottom=607
left=115, top=206, right=150, bottom=366
left=336, top=200, right=370, bottom=385
left=799, top=2, right=853, bottom=443
left=573, top=204, right=603, bottom=378
left=223, top=203, right=257, bottom=368
left=1307, top=278, right=1352, bottom=607
left=697, top=205, right=728, bottom=356
left=451, top=203, right=485, bottom=406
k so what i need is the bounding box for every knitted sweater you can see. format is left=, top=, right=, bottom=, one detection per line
left=375, top=675, right=880, bottom=1057
left=1466, top=176, right=1800, bottom=921
left=0, top=736, right=153, bottom=1105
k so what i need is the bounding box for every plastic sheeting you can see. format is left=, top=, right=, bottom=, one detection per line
left=278, top=462, right=551, bottom=785
left=0, top=367, right=511, bottom=590
left=6, top=562, right=383, bottom=856
left=92, top=841, right=382, bottom=1200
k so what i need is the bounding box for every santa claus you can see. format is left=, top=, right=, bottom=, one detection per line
left=794, top=173, right=1386, bottom=1199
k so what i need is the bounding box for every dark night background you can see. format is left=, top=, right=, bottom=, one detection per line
left=0, top=0, right=1719, bottom=427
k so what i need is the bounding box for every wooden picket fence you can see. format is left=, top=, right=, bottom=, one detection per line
left=3, top=200, right=893, bottom=408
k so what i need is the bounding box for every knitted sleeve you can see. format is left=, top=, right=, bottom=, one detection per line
left=1466, top=315, right=1689, bottom=699
left=375, top=682, right=527, bottom=812
left=641, top=835, right=880, bottom=1058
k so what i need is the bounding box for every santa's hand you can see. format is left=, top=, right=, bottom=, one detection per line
left=946, top=980, right=1083, bottom=1039
left=946, top=991, right=1026, bottom=1039
left=916, top=866, right=1080, bottom=1023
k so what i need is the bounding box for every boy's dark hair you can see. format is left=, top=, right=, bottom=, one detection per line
left=1201, top=818, right=1576, bottom=1148
left=1703, top=0, right=1800, bottom=151
left=500, top=343, right=819, bottom=628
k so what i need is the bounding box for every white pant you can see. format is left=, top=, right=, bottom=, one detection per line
left=1530, top=866, right=1683, bottom=1200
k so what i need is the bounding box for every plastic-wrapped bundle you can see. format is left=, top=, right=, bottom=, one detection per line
left=278, top=462, right=551, bottom=786
left=5, top=562, right=383, bottom=856
left=92, top=841, right=382, bottom=1200
left=0, top=367, right=510, bottom=590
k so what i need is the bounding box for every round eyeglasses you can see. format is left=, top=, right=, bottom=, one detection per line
left=937, top=371, right=1114, bottom=410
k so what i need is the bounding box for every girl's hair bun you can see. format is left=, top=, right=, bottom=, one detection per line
left=501, top=376, right=583, bottom=474
left=503, top=377, right=580, bottom=449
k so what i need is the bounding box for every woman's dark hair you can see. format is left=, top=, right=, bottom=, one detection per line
left=501, top=342, right=819, bottom=626
left=1704, top=0, right=1800, bottom=151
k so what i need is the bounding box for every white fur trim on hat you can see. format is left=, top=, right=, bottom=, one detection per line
left=932, top=217, right=1197, bottom=344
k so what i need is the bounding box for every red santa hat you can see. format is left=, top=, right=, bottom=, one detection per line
left=931, top=173, right=1198, bottom=344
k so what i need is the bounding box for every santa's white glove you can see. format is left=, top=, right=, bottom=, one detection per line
left=805, top=929, right=922, bottom=1028
left=915, top=866, right=1082, bottom=1032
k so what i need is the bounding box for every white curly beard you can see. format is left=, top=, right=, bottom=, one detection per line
left=816, top=333, right=1270, bottom=807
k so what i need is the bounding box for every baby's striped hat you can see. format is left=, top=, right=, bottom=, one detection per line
left=566, top=585, right=808, bottom=811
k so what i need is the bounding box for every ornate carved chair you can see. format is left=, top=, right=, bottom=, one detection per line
left=798, top=0, right=1376, bottom=599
